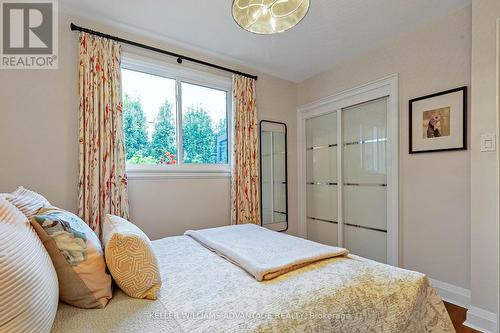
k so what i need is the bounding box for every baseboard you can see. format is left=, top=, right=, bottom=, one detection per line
left=464, top=306, right=497, bottom=333
left=428, top=278, right=497, bottom=332
left=429, top=278, right=470, bottom=309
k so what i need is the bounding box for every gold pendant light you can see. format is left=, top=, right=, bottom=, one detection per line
left=232, top=0, right=310, bottom=35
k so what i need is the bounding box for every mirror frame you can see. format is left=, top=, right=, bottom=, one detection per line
left=259, top=120, right=288, bottom=232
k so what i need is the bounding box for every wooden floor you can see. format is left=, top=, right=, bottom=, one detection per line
left=444, top=302, right=481, bottom=333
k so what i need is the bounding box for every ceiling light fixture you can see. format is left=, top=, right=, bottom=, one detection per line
left=232, top=0, right=310, bottom=35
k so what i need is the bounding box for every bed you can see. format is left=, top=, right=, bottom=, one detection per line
left=52, top=233, right=454, bottom=333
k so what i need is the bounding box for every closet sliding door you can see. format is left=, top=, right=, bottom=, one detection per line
left=342, top=98, right=387, bottom=263
left=305, top=112, right=338, bottom=246
left=302, top=83, right=396, bottom=265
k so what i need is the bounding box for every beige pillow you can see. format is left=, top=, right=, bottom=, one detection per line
left=5, top=186, right=51, bottom=218
left=0, top=198, right=59, bottom=333
left=103, top=215, right=161, bottom=300
left=31, top=207, right=113, bottom=308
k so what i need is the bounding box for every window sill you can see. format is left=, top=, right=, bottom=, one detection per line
left=126, top=165, right=231, bottom=180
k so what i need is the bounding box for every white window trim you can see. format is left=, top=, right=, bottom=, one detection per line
left=121, top=53, right=233, bottom=179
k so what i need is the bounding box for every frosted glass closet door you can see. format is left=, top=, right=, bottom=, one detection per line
left=342, top=98, right=388, bottom=263
left=305, top=112, right=338, bottom=246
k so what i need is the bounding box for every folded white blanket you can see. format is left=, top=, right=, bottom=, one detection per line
left=185, top=224, right=348, bottom=281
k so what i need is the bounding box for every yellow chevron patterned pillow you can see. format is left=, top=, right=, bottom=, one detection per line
left=102, top=215, right=161, bottom=300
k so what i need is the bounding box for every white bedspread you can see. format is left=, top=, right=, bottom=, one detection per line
left=52, top=235, right=454, bottom=333
left=185, top=224, right=348, bottom=281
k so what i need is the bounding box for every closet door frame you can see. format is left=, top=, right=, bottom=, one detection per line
left=297, top=74, right=399, bottom=266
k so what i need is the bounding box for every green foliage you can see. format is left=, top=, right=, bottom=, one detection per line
left=127, top=152, right=156, bottom=164
left=214, top=117, right=227, bottom=139
left=122, top=96, right=227, bottom=165
left=150, top=101, right=177, bottom=161
left=182, top=106, right=216, bottom=163
left=214, top=117, right=228, bottom=164
left=123, top=94, right=149, bottom=160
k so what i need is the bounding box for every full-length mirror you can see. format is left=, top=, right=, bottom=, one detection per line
left=260, top=120, right=288, bottom=232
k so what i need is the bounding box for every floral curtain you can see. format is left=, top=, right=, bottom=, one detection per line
left=231, top=75, right=260, bottom=225
left=78, top=32, right=129, bottom=238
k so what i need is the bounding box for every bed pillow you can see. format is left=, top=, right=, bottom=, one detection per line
left=30, top=207, right=113, bottom=308
left=5, top=186, right=51, bottom=218
left=0, top=198, right=59, bottom=333
left=102, top=214, right=161, bottom=300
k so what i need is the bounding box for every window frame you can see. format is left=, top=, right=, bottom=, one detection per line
left=121, top=53, right=233, bottom=179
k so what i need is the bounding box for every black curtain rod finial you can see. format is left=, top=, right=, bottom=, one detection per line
left=69, top=22, right=257, bottom=80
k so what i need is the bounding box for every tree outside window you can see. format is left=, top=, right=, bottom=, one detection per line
left=122, top=67, right=228, bottom=167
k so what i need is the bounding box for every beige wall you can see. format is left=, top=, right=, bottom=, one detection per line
left=0, top=12, right=298, bottom=238
left=470, top=0, right=500, bottom=315
left=298, top=6, right=472, bottom=290
left=0, top=14, right=79, bottom=212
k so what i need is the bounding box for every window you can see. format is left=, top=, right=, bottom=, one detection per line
left=181, top=82, right=228, bottom=164
left=122, top=69, right=177, bottom=165
left=121, top=55, right=231, bottom=175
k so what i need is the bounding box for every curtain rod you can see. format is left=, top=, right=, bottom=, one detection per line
left=70, top=23, right=258, bottom=81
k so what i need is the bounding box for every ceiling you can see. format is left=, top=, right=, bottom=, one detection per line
left=61, top=0, right=471, bottom=83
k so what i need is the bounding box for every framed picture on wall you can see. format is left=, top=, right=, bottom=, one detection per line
left=409, top=86, right=467, bottom=154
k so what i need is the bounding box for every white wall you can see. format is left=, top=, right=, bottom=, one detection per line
left=297, top=6, right=472, bottom=290
left=469, top=0, right=500, bottom=322
left=0, top=12, right=298, bottom=238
